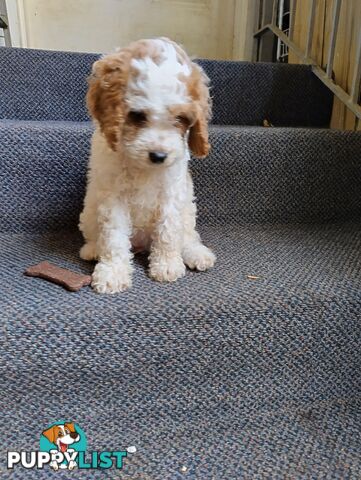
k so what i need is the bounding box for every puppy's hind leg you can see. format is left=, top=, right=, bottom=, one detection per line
left=79, top=192, right=99, bottom=261
left=181, top=201, right=216, bottom=272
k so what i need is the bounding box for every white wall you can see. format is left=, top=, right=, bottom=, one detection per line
left=9, top=0, right=255, bottom=60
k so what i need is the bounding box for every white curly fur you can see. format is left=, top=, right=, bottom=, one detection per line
left=79, top=38, right=215, bottom=294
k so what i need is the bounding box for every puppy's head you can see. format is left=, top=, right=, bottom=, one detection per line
left=87, top=38, right=211, bottom=168
left=42, top=423, right=80, bottom=452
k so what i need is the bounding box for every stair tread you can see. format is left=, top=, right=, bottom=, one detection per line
left=1, top=117, right=359, bottom=135
left=2, top=222, right=361, bottom=338
left=0, top=47, right=359, bottom=478
left=2, top=224, right=360, bottom=477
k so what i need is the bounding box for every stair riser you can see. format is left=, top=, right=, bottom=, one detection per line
left=201, top=59, right=333, bottom=127
left=1, top=123, right=361, bottom=232
left=195, top=127, right=361, bottom=224
left=0, top=47, right=333, bottom=127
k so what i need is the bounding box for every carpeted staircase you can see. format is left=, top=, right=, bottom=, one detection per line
left=1, top=47, right=361, bottom=479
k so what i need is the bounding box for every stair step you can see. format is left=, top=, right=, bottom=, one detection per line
left=1, top=120, right=360, bottom=232
left=1, top=46, right=360, bottom=479
left=1, top=224, right=360, bottom=473
left=200, top=59, right=333, bottom=127
left=0, top=47, right=333, bottom=127
left=195, top=126, right=361, bottom=224
left=2, top=223, right=360, bottom=381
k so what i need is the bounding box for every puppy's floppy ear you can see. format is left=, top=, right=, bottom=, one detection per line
left=187, top=63, right=212, bottom=158
left=42, top=426, right=57, bottom=444
left=87, top=51, right=130, bottom=151
left=64, top=422, right=76, bottom=433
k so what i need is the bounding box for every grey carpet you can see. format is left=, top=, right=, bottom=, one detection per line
left=1, top=120, right=361, bottom=233
left=1, top=224, right=361, bottom=479
left=0, top=47, right=332, bottom=127
left=1, top=46, right=361, bottom=479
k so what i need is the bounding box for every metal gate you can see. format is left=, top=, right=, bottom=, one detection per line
left=0, top=0, right=11, bottom=47
left=254, top=0, right=361, bottom=123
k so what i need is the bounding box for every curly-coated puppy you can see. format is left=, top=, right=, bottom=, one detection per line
left=79, top=38, right=216, bottom=293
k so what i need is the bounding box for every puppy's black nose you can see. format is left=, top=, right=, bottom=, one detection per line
left=149, top=151, right=167, bottom=164
left=70, top=432, right=78, bottom=440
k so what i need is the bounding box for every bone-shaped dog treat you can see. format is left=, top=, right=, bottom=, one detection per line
left=24, top=261, right=92, bottom=292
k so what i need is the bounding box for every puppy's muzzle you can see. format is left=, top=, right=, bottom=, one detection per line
left=149, top=151, right=168, bottom=164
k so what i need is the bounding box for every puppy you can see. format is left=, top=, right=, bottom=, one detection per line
left=42, top=423, right=80, bottom=470
left=79, top=38, right=216, bottom=293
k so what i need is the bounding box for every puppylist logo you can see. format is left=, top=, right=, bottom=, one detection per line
left=7, top=421, right=136, bottom=471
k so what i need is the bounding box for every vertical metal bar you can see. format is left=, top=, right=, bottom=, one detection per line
left=289, top=0, right=297, bottom=41
left=278, top=0, right=284, bottom=29
left=259, top=0, right=277, bottom=62
left=253, top=0, right=262, bottom=61
left=350, top=30, right=361, bottom=104
left=261, top=0, right=275, bottom=26
left=255, top=0, right=263, bottom=61
left=272, top=0, right=279, bottom=26
left=305, top=0, right=317, bottom=59
left=257, top=0, right=262, bottom=30
left=276, top=0, right=284, bottom=61
left=326, top=0, right=342, bottom=78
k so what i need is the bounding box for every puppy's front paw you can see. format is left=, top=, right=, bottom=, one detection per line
left=183, top=244, right=216, bottom=271
left=92, top=261, right=132, bottom=294
left=149, top=256, right=186, bottom=283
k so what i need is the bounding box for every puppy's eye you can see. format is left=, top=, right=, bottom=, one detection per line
left=65, top=429, right=70, bottom=434
left=128, top=110, right=147, bottom=126
left=58, top=432, right=64, bottom=437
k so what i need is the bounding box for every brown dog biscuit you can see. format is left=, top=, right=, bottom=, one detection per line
left=24, top=261, right=92, bottom=292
